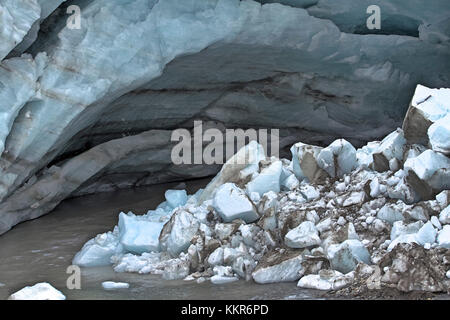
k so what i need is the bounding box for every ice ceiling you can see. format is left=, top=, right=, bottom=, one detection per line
left=0, top=0, right=449, bottom=233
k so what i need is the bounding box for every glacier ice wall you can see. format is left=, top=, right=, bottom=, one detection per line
left=0, top=0, right=449, bottom=234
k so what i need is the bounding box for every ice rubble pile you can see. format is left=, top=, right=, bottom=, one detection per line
left=74, top=85, right=450, bottom=293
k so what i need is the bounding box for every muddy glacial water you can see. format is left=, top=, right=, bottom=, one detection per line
left=0, top=178, right=325, bottom=300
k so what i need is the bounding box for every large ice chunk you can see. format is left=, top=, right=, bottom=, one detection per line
left=437, top=225, right=450, bottom=248
left=327, top=239, right=371, bottom=274
left=416, top=221, right=437, bottom=246
left=285, top=221, right=321, bottom=248
left=404, top=149, right=450, bottom=191
left=246, top=160, right=282, bottom=196
left=213, top=183, right=259, bottom=223
left=390, top=221, right=423, bottom=240
left=159, top=210, right=199, bottom=257
left=439, top=205, right=450, bottom=225
left=297, top=270, right=354, bottom=291
left=402, top=85, right=450, bottom=145
left=428, top=114, right=450, bottom=155
left=316, top=139, right=357, bottom=178
left=356, top=141, right=381, bottom=169
left=8, top=283, right=65, bottom=300
left=252, top=251, right=304, bottom=284
left=73, top=230, right=122, bottom=267
left=118, top=212, right=165, bottom=254
left=290, top=142, right=327, bottom=182
left=377, top=204, right=405, bottom=224
left=164, top=189, right=188, bottom=209
left=102, top=281, right=130, bottom=290
left=198, top=141, right=266, bottom=203
left=371, top=129, right=406, bottom=172
left=387, top=233, right=418, bottom=251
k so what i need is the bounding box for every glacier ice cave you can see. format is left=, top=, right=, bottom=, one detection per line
left=1, top=0, right=450, bottom=301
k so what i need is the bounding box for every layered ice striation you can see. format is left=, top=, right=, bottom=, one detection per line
left=0, top=0, right=449, bottom=235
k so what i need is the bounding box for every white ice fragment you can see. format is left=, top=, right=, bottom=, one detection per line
left=290, top=142, right=324, bottom=182
left=214, top=223, right=236, bottom=240
left=439, top=205, right=450, bottom=225
left=281, top=173, right=300, bottom=191
left=198, top=141, right=266, bottom=203
left=437, top=225, right=450, bottom=248
left=73, top=230, right=121, bottom=267
left=428, top=114, right=450, bottom=155
left=390, top=221, right=423, bottom=240
left=210, top=275, right=239, bottom=285
left=165, top=189, right=188, bottom=209
left=436, top=191, right=450, bottom=209
left=337, top=217, right=346, bottom=226
left=372, top=129, right=406, bottom=171
left=370, top=178, right=380, bottom=198
left=377, top=204, right=404, bottom=224
left=208, top=247, right=224, bottom=266
left=343, top=191, right=366, bottom=207
left=387, top=234, right=418, bottom=251
left=316, top=139, right=357, bottom=178
left=416, top=222, right=437, bottom=246
left=213, top=183, right=259, bottom=223
left=101, top=281, right=130, bottom=290
left=299, top=184, right=320, bottom=201
left=431, top=216, right=442, bottom=230
left=8, top=283, right=65, bottom=300
left=246, top=160, right=282, bottom=196
left=404, top=149, right=450, bottom=190
left=160, top=210, right=199, bottom=257
left=297, top=270, right=354, bottom=291
left=327, top=240, right=371, bottom=273
left=118, top=212, right=164, bottom=254
left=306, top=210, right=320, bottom=224
left=252, top=253, right=304, bottom=284
left=285, top=221, right=321, bottom=249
